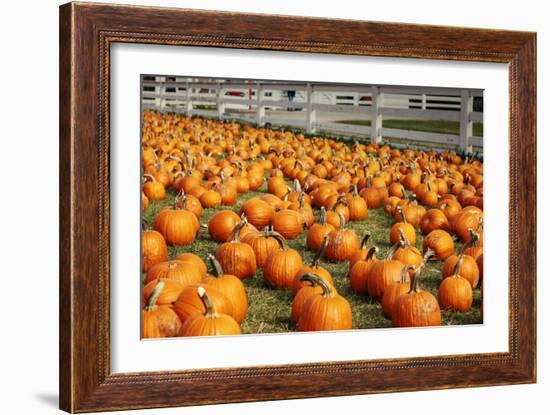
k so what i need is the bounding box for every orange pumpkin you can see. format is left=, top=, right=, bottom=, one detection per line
left=438, top=255, right=473, bottom=311
left=297, top=273, right=352, bottom=331
left=141, top=228, right=168, bottom=272
left=215, top=220, right=257, bottom=279
left=202, top=255, right=248, bottom=323
left=142, top=280, right=182, bottom=338
left=306, top=207, right=335, bottom=252
left=179, top=287, right=241, bottom=336
left=263, top=231, right=303, bottom=289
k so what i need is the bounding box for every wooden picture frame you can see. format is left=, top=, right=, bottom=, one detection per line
left=59, top=2, right=536, bottom=412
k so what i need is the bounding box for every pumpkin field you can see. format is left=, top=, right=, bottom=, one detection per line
left=141, top=111, right=484, bottom=338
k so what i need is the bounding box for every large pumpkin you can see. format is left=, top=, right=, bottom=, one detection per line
left=241, top=226, right=280, bottom=269
left=297, top=273, right=352, bottom=331
left=179, top=287, right=241, bottom=336
left=366, top=244, right=406, bottom=300
left=173, top=284, right=233, bottom=324
left=441, top=251, right=479, bottom=288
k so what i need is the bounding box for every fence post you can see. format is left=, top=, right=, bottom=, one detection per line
left=217, top=83, right=225, bottom=120
left=306, top=83, right=316, bottom=133
left=370, top=86, right=383, bottom=144
left=185, top=82, right=193, bottom=116
left=256, top=82, right=265, bottom=126
left=459, top=89, right=473, bottom=153
left=421, top=93, right=427, bottom=110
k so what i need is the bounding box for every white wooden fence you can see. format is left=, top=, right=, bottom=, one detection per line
left=142, top=77, right=483, bottom=152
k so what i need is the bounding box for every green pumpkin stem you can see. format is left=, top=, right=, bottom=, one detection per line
left=299, top=273, right=334, bottom=298
left=144, top=280, right=165, bottom=311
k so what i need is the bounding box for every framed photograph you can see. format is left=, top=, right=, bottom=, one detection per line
left=59, top=2, right=536, bottom=413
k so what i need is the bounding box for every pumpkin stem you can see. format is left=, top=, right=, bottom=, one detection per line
left=197, top=286, right=218, bottom=318
left=337, top=212, right=346, bottom=230
left=366, top=246, right=379, bottom=261
left=144, top=280, right=165, bottom=311
left=299, top=273, right=334, bottom=298
left=360, top=232, right=371, bottom=250
left=386, top=242, right=401, bottom=260
left=319, top=206, right=328, bottom=225
left=143, top=173, right=156, bottom=183
left=422, top=248, right=435, bottom=264
left=265, top=230, right=289, bottom=251
left=400, top=264, right=416, bottom=284
left=451, top=254, right=465, bottom=278
left=208, top=254, right=224, bottom=278
left=294, top=179, right=302, bottom=193
left=311, top=235, right=329, bottom=268
left=396, top=206, right=407, bottom=224
left=397, top=228, right=410, bottom=247
left=466, top=228, right=481, bottom=248
left=229, top=219, right=247, bottom=243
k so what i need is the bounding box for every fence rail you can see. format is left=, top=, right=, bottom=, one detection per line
left=141, top=77, right=483, bottom=152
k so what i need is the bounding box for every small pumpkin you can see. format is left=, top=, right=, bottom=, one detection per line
left=347, top=185, right=368, bottom=221
left=292, top=235, right=334, bottom=296
left=367, top=244, right=406, bottom=300
left=145, top=260, right=203, bottom=287
left=215, top=220, right=257, bottom=279
left=423, top=229, right=455, bottom=260
left=174, top=252, right=207, bottom=277
left=390, top=206, right=416, bottom=245
left=348, top=233, right=372, bottom=274
left=142, top=280, right=182, bottom=338
left=142, top=174, right=166, bottom=201
left=349, top=246, right=379, bottom=295
left=306, top=207, right=335, bottom=252
left=291, top=275, right=323, bottom=324
left=207, top=210, right=241, bottom=242
left=240, top=198, right=274, bottom=229
left=241, top=225, right=281, bottom=268
left=297, top=273, right=352, bottom=331
left=381, top=264, right=414, bottom=318
left=141, top=227, right=168, bottom=272
left=179, top=287, right=241, bottom=336
left=263, top=231, right=304, bottom=289
left=392, top=265, right=442, bottom=327
left=202, top=255, right=248, bottom=323
left=325, top=212, right=360, bottom=262
left=441, top=249, right=479, bottom=289
left=438, top=254, right=474, bottom=311
left=153, top=201, right=200, bottom=246
left=272, top=208, right=304, bottom=240
left=419, top=208, right=449, bottom=235
left=173, top=284, right=233, bottom=324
